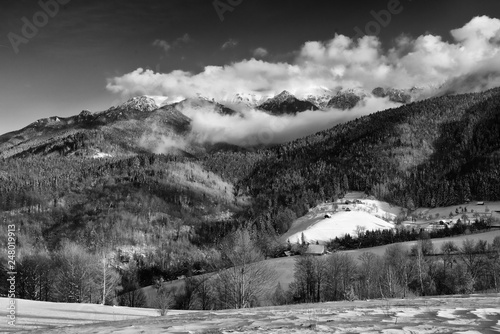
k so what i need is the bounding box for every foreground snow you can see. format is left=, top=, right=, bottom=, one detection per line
left=8, top=295, right=500, bottom=333
left=0, top=298, right=187, bottom=333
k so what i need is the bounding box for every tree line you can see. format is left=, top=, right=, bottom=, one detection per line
left=283, top=236, right=500, bottom=305
left=0, top=227, right=280, bottom=310
left=322, top=218, right=497, bottom=252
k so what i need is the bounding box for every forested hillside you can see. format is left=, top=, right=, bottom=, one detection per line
left=0, top=153, right=269, bottom=303
left=205, top=88, right=500, bottom=232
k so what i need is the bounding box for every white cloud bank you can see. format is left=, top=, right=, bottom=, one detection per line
left=109, top=16, right=500, bottom=148
left=173, top=96, right=400, bottom=146
left=108, top=16, right=500, bottom=101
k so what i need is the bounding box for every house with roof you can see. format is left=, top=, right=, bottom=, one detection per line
left=305, top=244, right=326, bottom=256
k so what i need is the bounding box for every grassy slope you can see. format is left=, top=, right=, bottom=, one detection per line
left=139, top=229, right=500, bottom=308
left=269, top=229, right=500, bottom=290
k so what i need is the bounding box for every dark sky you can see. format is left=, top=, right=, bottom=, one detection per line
left=1, top=0, right=500, bottom=134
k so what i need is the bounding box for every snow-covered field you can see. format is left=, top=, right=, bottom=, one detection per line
left=282, top=193, right=402, bottom=244
left=286, top=211, right=394, bottom=244
left=413, top=201, right=500, bottom=226
left=282, top=193, right=500, bottom=245
left=0, top=298, right=177, bottom=333
left=414, top=201, right=500, bottom=218
left=6, top=295, right=500, bottom=333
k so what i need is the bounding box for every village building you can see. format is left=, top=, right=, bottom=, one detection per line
left=305, top=244, right=326, bottom=256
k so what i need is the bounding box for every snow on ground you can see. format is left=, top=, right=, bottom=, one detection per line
left=437, top=308, right=468, bottom=319
left=286, top=211, right=394, bottom=244
left=413, top=201, right=500, bottom=222
left=281, top=192, right=402, bottom=245
left=0, top=298, right=189, bottom=333
left=92, top=151, right=113, bottom=159
left=282, top=193, right=500, bottom=246
left=14, top=295, right=500, bottom=334
left=471, top=308, right=500, bottom=320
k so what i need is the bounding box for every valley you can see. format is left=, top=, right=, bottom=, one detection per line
left=1, top=88, right=500, bottom=314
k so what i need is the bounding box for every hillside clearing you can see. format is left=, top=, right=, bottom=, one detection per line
left=281, top=193, right=402, bottom=244
left=286, top=211, right=394, bottom=244
left=281, top=193, right=500, bottom=246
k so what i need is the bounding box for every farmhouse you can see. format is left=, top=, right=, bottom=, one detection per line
left=305, top=244, right=326, bottom=256
left=425, top=221, right=451, bottom=232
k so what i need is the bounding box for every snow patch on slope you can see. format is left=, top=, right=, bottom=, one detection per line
left=287, top=211, right=394, bottom=244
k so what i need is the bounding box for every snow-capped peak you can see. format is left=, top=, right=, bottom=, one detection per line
left=145, top=95, right=170, bottom=107
left=273, top=90, right=295, bottom=103
left=306, top=93, right=334, bottom=109
left=339, top=87, right=367, bottom=97
left=110, top=96, right=158, bottom=112
left=218, top=92, right=271, bottom=108
left=196, top=93, right=215, bottom=102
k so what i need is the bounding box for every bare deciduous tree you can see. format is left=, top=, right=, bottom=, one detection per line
left=213, top=229, right=277, bottom=309
left=155, top=284, right=175, bottom=316
left=459, top=239, right=485, bottom=282
left=489, top=236, right=500, bottom=291
left=291, top=255, right=324, bottom=303
left=52, top=241, right=100, bottom=303
left=358, top=252, right=382, bottom=299
left=384, top=244, right=414, bottom=298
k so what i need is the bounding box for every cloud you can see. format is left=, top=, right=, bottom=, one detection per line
left=253, top=47, right=268, bottom=58
left=176, top=96, right=400, bottom=146
left=221, top=38, right=238, bottom=50
left=152, top=33, right=190, bottom=54
left=112, top=16, right=500, bottom=103
left=175, top=33, right=191, bottom=45
left=138, top=122, right=187, bottom=154
left=152, top=39, right=171, bottom=53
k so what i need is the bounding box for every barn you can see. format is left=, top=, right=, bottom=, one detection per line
left=305, top=244, right=326, bottom=256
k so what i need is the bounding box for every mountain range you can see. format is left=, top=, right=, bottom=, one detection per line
left=0, top=86, right=426, bottom=159
left=257, top=90, right=319, bottom=114
left=3, top=86, right=498, bottom=212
